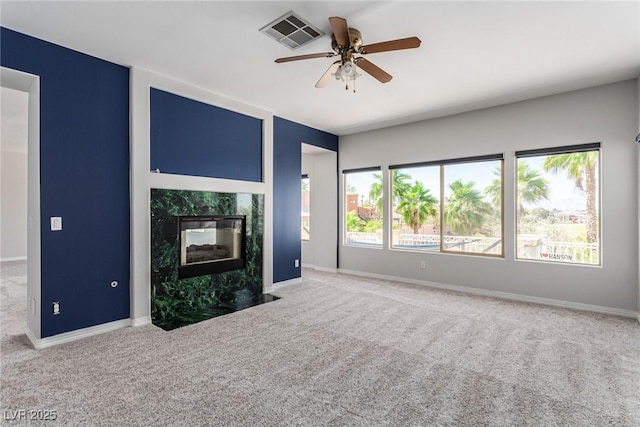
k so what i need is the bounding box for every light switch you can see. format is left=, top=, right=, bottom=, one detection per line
left=51, top=217, right=62, bottom=231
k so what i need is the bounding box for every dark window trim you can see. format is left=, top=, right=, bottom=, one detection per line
left=516, top=142, right=600, bottom=158
left=342, top=166, right=382, bottom=174
left=389, top=153, right=503, bottom=170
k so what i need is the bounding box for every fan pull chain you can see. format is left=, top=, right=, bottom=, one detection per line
left=352, top=62, right=357, bottom=93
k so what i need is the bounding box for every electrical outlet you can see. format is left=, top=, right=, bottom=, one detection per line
left=295, top=259, right=300, bottom=268
left=52, top=301, right=60, bottom=315
left=420, top=261, right=426, bottom=270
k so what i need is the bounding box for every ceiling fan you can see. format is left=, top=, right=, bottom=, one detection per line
left=274, top=16, right=421, bottom=91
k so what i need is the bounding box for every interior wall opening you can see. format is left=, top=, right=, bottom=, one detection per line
left=301, top=143, right=338, bottom=274
left=1, top=66, right=41, bottom=343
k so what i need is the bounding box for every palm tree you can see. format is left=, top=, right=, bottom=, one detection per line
left=485, top=162, right=549, bottom=232
left=543, top=152, right=598, bottom=243
left=444, top=180, right=492, bottom=236
left=396, top=181, right=438, bottom=234
left=369, top=170, right=411, bottom=218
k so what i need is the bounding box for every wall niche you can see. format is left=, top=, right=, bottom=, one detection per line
left=150, top=189, right=270, bottom=330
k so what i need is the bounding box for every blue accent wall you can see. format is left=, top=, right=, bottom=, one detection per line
left=273, top=117, right=338, bottom=283
left=1, top=28, right=130, bottom=337
left=150, top=88, right=263, bottom=182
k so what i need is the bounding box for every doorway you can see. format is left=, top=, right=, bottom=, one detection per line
left=301, top=143, right=338, bottom=273
left=1, top=66, right=41, bottom=343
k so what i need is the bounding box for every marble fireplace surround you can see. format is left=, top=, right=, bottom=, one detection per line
left=150, top=189, right=265, bottom=330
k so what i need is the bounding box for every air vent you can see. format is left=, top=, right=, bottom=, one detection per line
left=260, top=11, right=325, bottom=50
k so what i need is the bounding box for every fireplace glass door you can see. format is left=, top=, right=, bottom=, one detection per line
left=178, top=215, right=246, bottom=278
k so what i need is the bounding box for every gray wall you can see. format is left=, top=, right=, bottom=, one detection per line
left=302, top=149, right=338, bottom=271
left=1, top=150, right=27, bottom=260
left=339, top=79, right=639, bottom=312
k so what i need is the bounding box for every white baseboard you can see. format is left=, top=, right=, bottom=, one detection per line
left=338, top=268, right=639, bottom=320
left=0, top=256, right=27, bottom=262
left=272, top=277, right=303, bottom=290
left=130, top=316, right=152, bottom=327
left=25, top=328, right=40, bottom=349
left=303, top=265, right=338, bottom=274
left=29, top=318, right=131, bottom=350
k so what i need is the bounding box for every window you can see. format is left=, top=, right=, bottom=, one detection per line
left=390, top=154, right=503, bottom=257
left=442, top=159, right=502, bottom=255
left=515, top=144, right=600, bottom=265
left=344, top=167, right=383, bottom=248
left=301, top=175, right=310, bottom=241
left=390, top=166, right=440, bottom=251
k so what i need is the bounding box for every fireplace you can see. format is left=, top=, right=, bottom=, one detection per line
left=178, top=215, right=246, bottom=279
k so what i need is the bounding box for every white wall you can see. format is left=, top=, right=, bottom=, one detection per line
left=339, top=79, right=639, bottom=313
left=302, top=148, right=338, bottom=272
left=1, top=150, right=27, bottom=260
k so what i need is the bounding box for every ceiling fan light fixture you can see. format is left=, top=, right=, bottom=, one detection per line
left=332, top=60, right=360, bottom=81
left=333, top=65, right=343, bottom=80
left=342, top=60, right=356, bottom=77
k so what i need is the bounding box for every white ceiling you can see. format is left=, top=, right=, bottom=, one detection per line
left=1, top=1, right=639, bottom=136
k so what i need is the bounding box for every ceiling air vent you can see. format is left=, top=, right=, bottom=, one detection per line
left=260, top=11, right=325, bottom=50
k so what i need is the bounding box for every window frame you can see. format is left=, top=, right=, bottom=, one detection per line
left=389, top=154, right=504, bottom=258
left=514, top=143, right=601, bottom=266
left=342, top=166, right=383, bottom=249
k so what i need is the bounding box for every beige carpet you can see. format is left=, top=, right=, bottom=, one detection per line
left=1, top=261, right=639, bottom=426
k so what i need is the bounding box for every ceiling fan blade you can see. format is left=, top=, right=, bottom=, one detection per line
left=315, top=61, right=341, bottom=88
left=275, top=52, right=335, bottom=63
left=329, top=16, right=350, bottom=47
left=356, top=58, right=392, bottom=83
left=360, top=37, right=421, bottom=54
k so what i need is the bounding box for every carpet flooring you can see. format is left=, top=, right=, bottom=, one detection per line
left=1, top=261, right=639, bottom=426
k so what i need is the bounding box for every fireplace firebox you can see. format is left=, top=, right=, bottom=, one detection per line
left=177, top=215, right=246, bottom=279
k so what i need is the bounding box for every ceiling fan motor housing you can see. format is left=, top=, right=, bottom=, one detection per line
left=331, top=28, right=362, bottom=52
